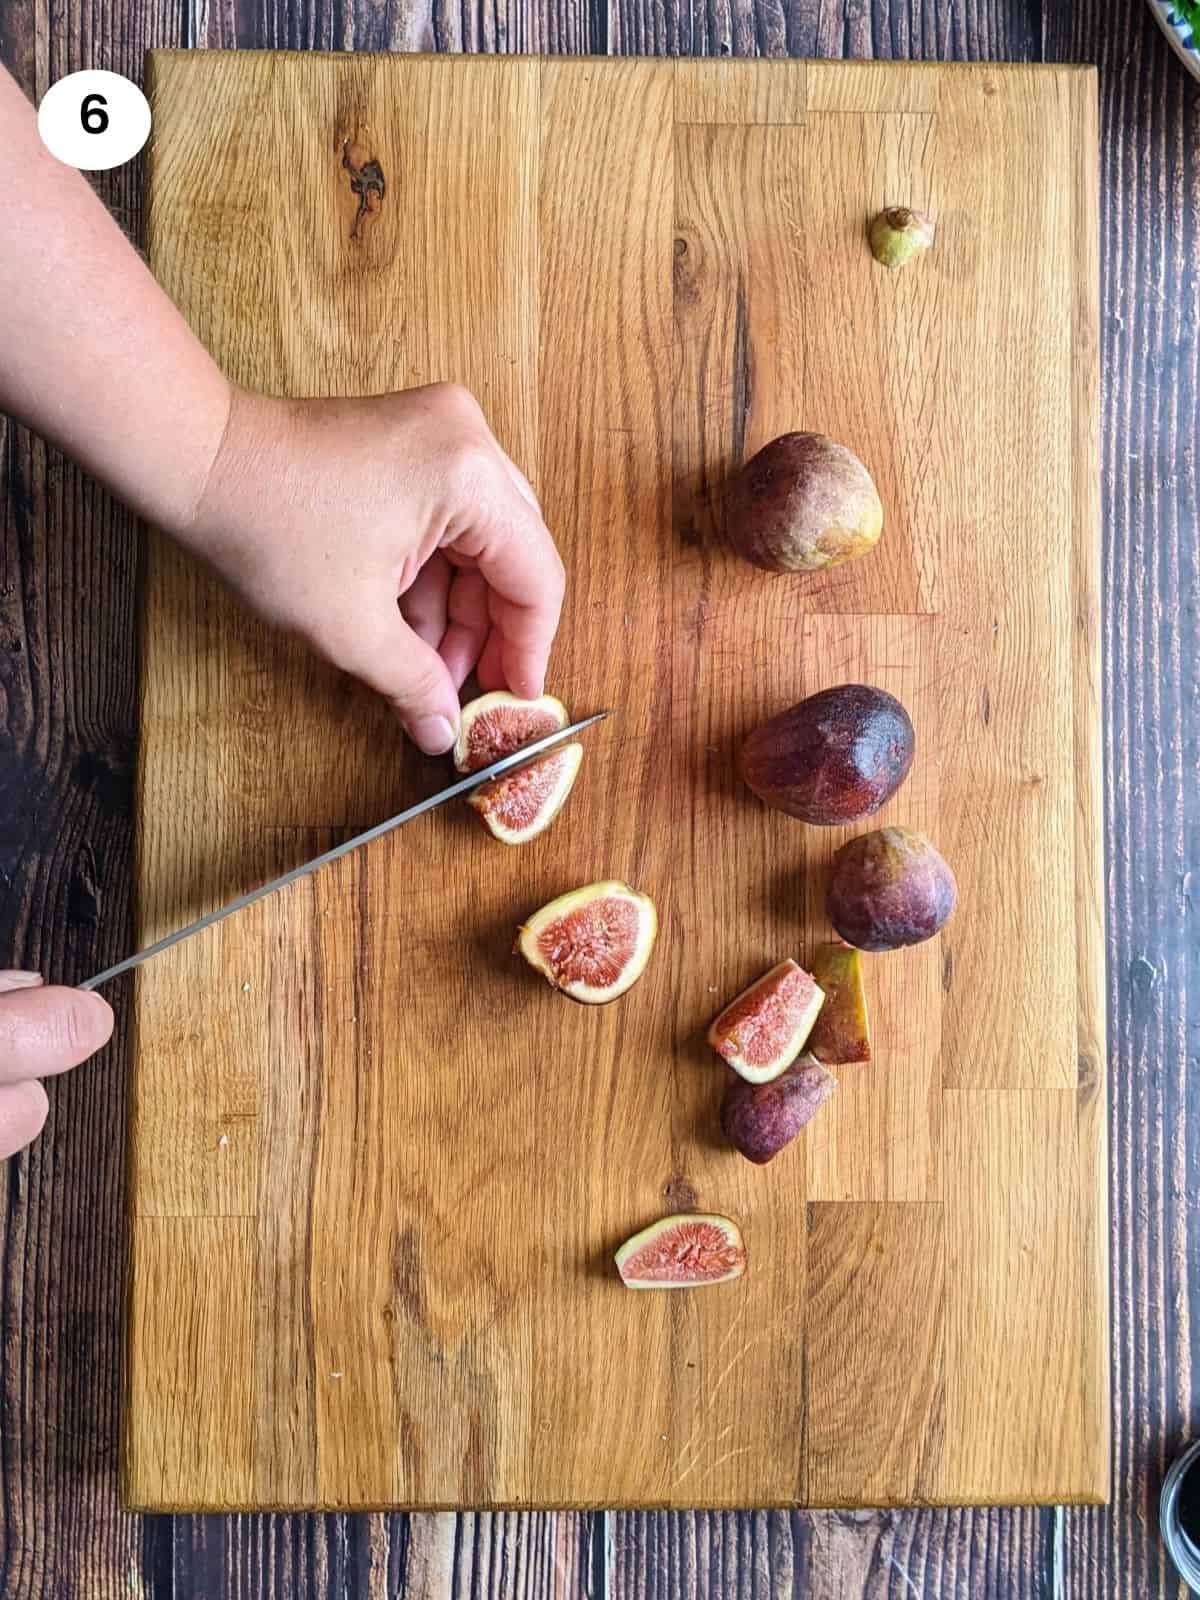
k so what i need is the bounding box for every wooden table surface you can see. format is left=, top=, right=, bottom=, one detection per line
left=0, top=0, right=1193, bottom=1593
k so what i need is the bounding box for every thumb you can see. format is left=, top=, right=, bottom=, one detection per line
left=340, top=612, right=461, bottom=755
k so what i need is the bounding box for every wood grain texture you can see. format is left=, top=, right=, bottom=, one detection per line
left=0, top=0, right=1196, bottom=1595
left=126, top=51, right=1103, bottom=1512
left=804, top=1202, right=944, bottom=1506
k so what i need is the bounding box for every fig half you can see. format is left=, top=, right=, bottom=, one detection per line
left=707, top=959, right=825, bottom=1083
left=468, top=742, right=583, bottom=845
left=615, top=1213, right=746, bottom=1288
left=453, top=690, right=568, bottom=774
left=740, top=684, right=914, bottom=824
left=806, top=942, right=871, bottom=1065
left=720, top=1058, right=836, bottom=1165
left=517, top=881, right=658, bottom=1003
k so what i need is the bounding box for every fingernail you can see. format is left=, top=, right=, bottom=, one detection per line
left=408, top=715, right=456, bottom=755
left=0, top=970, right=44, bottom=992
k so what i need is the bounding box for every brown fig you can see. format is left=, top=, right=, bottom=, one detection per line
left=723, top=433, right=882, bottom=575
left=740, top=684, right=914, bottom=825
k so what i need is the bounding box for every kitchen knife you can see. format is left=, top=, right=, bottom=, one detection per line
left=82, top=711, right=610, bottom=991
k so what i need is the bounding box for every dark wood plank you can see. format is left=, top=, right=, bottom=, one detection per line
left=1, top=0, right=1196, bottom=1593
left=1048, top=1, right=1200, bottom=1596
left=0, top=8, right=177, bottom=1595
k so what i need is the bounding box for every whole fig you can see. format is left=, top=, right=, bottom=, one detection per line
left=827, top=827, right=956, bottom=952
left=741, top=684, right=914, bottom=824
left=723, top=432, right=882, bottom=575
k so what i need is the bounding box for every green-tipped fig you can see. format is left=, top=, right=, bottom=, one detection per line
left=615, top=1213, right=746, bottom=1288
left=827, top=827, right=957, bottom=952
left=723, top=433, right=883, bottom=575
left=720, top=1058, right=836, bottom=1164
left=517, top=881, right=658, bottom=1003
left=806, top=943, right=871, bottom=1065
left=707, top=959, right=824, bottom=1084
left=868, top=206, right=935, bottom=269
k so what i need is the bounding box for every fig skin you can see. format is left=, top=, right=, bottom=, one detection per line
left=720, top=1058, right=836, bottom=1165
left=807, top=942, right=871, bottom=1065
left=868, top=206, right=935, bottom=269
left=827, top=827, right=957, bottom=952
left=723, top=432, right=883, bottom=575
left=740, top=684, right=914, bottom=825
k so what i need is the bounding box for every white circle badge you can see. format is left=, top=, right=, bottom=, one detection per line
left=37, top=70, right=151, bottom=172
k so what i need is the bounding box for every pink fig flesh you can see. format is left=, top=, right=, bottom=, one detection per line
left=615, top=1213, right=746, bottom=1287
left=453, top=690, right=568, bottom=774
left=720, top=1058, right=837, bottom=1164
left=467, top=743, right=582, bottom=844
left=707, top=959, right=824, bottom=1083
left=517, top=881, right=658, bottom=1003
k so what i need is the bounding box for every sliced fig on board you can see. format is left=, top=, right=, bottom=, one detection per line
left=516, top=880, right=657, bottom=1004
left=720, top=1057, right=837, bottom=1165
left=468, top=742, right=583, bottom=845
left=707, top=959, right=825, bottom=1083
left=806, top=942, right=872, bottom=1065
left=453, top=690, right=569, bottom=774
left=615, top=1213, right=746, bottom=1288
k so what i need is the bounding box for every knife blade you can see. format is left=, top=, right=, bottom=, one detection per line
left=82, top=710, right=611, bottom=991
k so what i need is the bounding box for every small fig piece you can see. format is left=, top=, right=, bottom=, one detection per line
left=616, top=1213, right=746, bottom=1288
left=807, top=942, right=871, bottom=1065
left=724, top=432, right=883, bottom=575
left=827, top=827, right=957, bottom=952
left=740, top=683, right=914, bottom=824
left=708, top=959, right=825, bottom=1083
left=721, top=1058, right=837, bottom=1164
left=517, top=881, right=658, bottom=1003
left=869, top=206, right=935, bottom=269
left=468, top=742, right=583, bottom=844
left=453, top=690, right=568, bottom=774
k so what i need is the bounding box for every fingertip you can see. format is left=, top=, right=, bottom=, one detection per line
left=502, top=644, right=547, bottom=701
left=402, top=713, right=458, bottom=756
left=77, top=988, right=116, bottom=1047
left=0, top=1079, right=49, bottom=1159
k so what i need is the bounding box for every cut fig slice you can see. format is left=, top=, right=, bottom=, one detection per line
left=721, top=1057, right=837, bottom=1164
left=453, top=690, right=569, bottom=774
left=516, top=881, right=657, bottom=1004
left=468, top=742, right=583, bottom=845
left=707, top=959, right=825, bottom=1083
left=806, top=942, right=871, bottom=1065
left=615, top=1213, right=746, bottom=1288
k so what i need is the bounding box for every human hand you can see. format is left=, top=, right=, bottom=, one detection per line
left=177, top=383, right=566, bottom=755
left=0, top=973, right=114, bottom=1160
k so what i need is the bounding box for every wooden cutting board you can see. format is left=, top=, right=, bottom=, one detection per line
left=126, top=52, right=1106, bottom=1511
